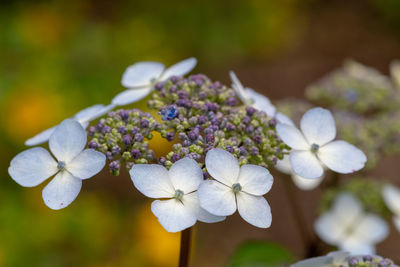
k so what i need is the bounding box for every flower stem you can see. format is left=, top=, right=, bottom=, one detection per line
left=179, top=227, right=192, bottom=267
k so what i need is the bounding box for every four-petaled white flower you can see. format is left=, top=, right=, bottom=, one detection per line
left=130, top=157, right=225, bottom=233
left=291, top=251, right=350, bottom=267
left=198, top=148, right=273, bottom=228
left=229, top=71, right=295, bottom=126
left=25, top=104, right=114, bottom=146
left=315, top=193, right=388, bottom=255
left=9, top=119, right=106, bottom=210
left=275, top=155, right=324, bottom=191
left=382, top=184, right=400, bottom=232
left=113, top=58, right=197, bottom=106
left=276, top=107, right=367, bottom=179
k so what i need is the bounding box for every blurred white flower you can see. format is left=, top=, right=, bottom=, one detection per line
left=25, top=104, right=114, bottom=146
left=382, top=184, right=400, bottom=232
left=198, top=148, right=273, bottom=228
left=291, top=251, right=350, bottom=267
left=9, top=119, right=106, bottom=210
left=130, top=157, right=224, bottom=233
left=275, top=155, right=323, bottom=190
left=390, top=60, right=400, bottom=89
left=229, top=71, right=294, bottom=126
left=315, top=193, right=388, bottom=255
left=113, top=58, right=197, bottom=106
left=276, top=107, right=367, bottom=179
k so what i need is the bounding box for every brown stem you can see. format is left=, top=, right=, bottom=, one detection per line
left=179, top=227, right=192, bottom=267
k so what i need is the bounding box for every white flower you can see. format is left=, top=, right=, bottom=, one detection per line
left=25, top=104, right=114, bottom=146
left=276, top=107, right=367, bottom=179
left=390, top=60, right=400, bottom=89
left=130, top=157, right=224, bottom=233
left=314, top=193, right=389, bottom=255
left=291, top=251, right=350, bottom=267
left=9, top=119, right=106, bottom=210
left=197, top=148, right=273, bottom=228
left=382, top=184, right=400, bottom=232
left=275, top=155, right=323, bottom=190
left=113, top=58, right=197, bottom=106
left=229, top=71, right=294, bottom=126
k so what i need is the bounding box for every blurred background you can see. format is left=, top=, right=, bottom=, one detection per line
left=1, top=0, right=400, bottom=266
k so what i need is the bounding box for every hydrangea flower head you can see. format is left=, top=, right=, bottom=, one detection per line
left=112, top=58, right=197, bottom=106
left=198, top=148, right=273, bottom=228
left=314, top=193, right=388, bottom=254
left=277, top=107, right=367, bottom=179
left=9, top=119, right=106, bottom=209
left=130, top=157, right=225, bottom=233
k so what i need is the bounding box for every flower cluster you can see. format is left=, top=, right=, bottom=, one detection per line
left=87, top=109, right=161, bottom=175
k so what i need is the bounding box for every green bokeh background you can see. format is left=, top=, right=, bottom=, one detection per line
left=0, top=0, right=399, bottom=266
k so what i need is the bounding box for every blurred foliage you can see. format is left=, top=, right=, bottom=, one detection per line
left=230, top=241, right=295, bottom=267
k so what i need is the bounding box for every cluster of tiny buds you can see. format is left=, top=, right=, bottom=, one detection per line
left=345, top=256, right=399, bottom=267
left=148, top=74, right=287, bottom=169
left=87, top=109, right=161, bottom=175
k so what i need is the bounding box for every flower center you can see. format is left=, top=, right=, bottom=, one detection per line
left=174, top=189, right=184, bottom=201
left=232, top=183, right=242, bottom=193
left=310, top=143, right=320, bottom=153
left=57, top=161, right=66, bottom=171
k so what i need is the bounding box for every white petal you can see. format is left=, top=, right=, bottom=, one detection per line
left=130, top=164, right=175, bottom=198
left=8, top=147, right=58, bottom=187
left=121, top=61, right=165, bottom=88
left=74, top=104, right=114, bottom=123
left=339, top=240, right=375, bottom=255
left=300, top=107, right=336, bottom=146
left=112, top=87, right=152, bottom=106
left=331, top=193, right=363, bottom=229
left=25, top=126, right=57, bottom=146
left=318, top=140, right=366, bottom=174
left=350, top=214, right=389, bottom=244
left=290, top=255, right=332, bottom=267
left=275, top=112, right=295, bottom=127
left=393, top=216, right=400, bottom=232
left=236, top=192, right=272, bottom=228
left=275, top=156, right=292, bottom=175
left=276, top=124, right=309, bottom=150
left=49, top=119, right=87, bottom=163
left=151, top=199, right=197, bottom=233
left=246, top=89, right=276, bottom=117
left=328, top=251, right=351, bottom=264
left=230, top=71, right=252, bottom=105
left=168, top=157, right=203, bottom=193
left=291, top=173, right=323, bottom=191
left=205, top=148, right=240, bottom=186
left=67, top=149, right=106, bottom=179
left=237, top=164, right=273, bottom=196
left=160, top=57, right=197, bottom=81
left=42, top=171, right=82, bottom=210
left=382, top=184, right=400, bottom=215
left=290, top=150, right=324, bottom=179
left=314, top=212, right=344, bottom=245
left=197, top=180, right=236, bottom=216
left=183, top=192, right=226, bottom=223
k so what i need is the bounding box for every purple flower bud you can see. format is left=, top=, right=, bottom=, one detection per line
left=177, top=90, right=188, bottom=99
left=198, top=115, right=207, bottom=125
left=131, top=126, right=139, bottom=134
left=269, top=118, right=277, bottom=127
left=88, top=140, right=99, bottom=149
left=166, top=131, right=175, bottom=141
left=158, top=157, right=167, bottom=164
left=171, top=153, right=181, bottom=162
left=96, top=121, right=105, bottom=130
left=206, top=134, right=215, bottom=144
left=170, top=76, right=179, bottom=83
left=169, top=85, right=177, bottom=92
left=198, top=91, right=207, bottom=99
left=112, top=146, right=121, bottom=155
left=253, top=135, right=262, bottom=144
left=109, top=160, right=120, bottom=171
left=178, top=132, right=188, bottom=140
left=140, top=119, right=149, bottom=128
left=239, top=146, right=248, bottom=156
left=250, top=146, right=259, bottom=156
left=131, top=149, right=141, bottom=159
left=122, top=134, right=132, bottom=145
left=135, top=133, right=144, bottom=142
left=119, top=110, right=130, bottom=121
left=181, top=147, right=189, bottom=154
left=245, top=125, right=254, bottom=134
left=226, top=97, right=237, bottom=106
left=118, top=126, right=127, bottom=134
left=161, top=105, right=179, bottom=121
left=105, top=151, right=113, bottom=160
left=363, top=255, right=373, bottom=262
left=347, top=257, right=359, bottom=267
left=246, top=106, right=257, bottom=116
left=188, top=130, right=199, bottom=141
left=226, top=123, right=236, bottom=131
left=242, top=116, right=251, bottom=124
left=88, top=126, right=96, bottom=136
left=101, top=126, right=111, bottom=134
left=155, top=82, right=164, bottom=90
left=183, top=140, right=191, bottom=147
left=226, top=145, right=234, bottom=153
